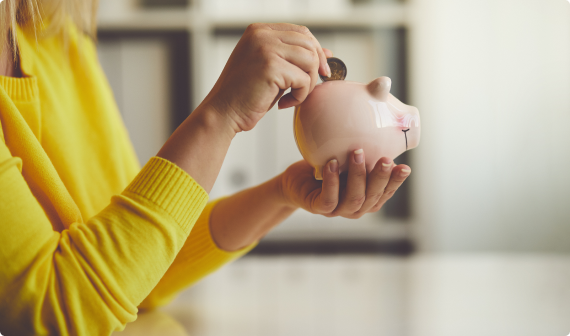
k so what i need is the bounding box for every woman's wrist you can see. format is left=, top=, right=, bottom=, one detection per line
left=199, top=96, right=241, bottom=138
left=156, top=102, right=238, bottom=193
left=210, top=176, right=298, bottom=252
left=272, top=173, right=298, bottom=211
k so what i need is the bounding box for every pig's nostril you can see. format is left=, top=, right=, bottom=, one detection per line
left=402, top=129, right=410, bottom=150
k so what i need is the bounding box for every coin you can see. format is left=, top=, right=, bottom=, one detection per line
left=320, top=57, right=347, bottom=82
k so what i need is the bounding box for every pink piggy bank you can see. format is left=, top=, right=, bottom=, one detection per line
left=293, top=77, right=420, bottom=180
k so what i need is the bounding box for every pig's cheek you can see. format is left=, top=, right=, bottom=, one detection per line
left=378, top=127, right=407, bottom=158
left=406, top=127, right=420, bottom=150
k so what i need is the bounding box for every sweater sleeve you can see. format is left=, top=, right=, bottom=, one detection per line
left=0, top=149, right=208, bottom=335
left=139, top=198, right=257, bottom=310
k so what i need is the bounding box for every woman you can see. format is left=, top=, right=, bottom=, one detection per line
left=0, top=1, right=411, bottom=335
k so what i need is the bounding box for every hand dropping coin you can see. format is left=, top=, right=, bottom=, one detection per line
left=320, top=57, right=347, bottom=82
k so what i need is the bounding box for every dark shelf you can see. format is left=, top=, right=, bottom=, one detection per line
left=247, top=239, right=414, bottom=256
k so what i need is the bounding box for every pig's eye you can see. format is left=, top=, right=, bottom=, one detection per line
left=402, top=129, right=410, bottom=150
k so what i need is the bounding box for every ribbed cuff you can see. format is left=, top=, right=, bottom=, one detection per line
left=123, top=156, right=209, bottom=234
left=0, top=76, right=38, bottom=102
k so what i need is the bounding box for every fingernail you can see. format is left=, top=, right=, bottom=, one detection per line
left=326, top=63, right=332, bottom=77
left=381, top=162, right=392, bottom=172
left=329, top=159, right=338, bottom=173
left=354, top=149, right=364, bottom=164
left=400, top=168, right=411, bottom=176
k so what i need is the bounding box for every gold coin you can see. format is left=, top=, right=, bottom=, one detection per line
left=320, top=57, right=347, bottom=82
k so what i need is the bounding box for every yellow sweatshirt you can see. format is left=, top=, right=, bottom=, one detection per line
left=0, top=25, right=252, bottom=335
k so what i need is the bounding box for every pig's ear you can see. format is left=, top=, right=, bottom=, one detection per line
left=367, top=77, right=391, bottom=101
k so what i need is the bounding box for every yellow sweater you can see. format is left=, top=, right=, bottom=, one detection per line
left=0, top=26, right=252, bottom=335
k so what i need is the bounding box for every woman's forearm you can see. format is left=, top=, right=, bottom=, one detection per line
left=156, top=103, right=238, bottom=193
left=209, top=175, right=297, bottom=251
left=156, top=98, right=298, bottom=252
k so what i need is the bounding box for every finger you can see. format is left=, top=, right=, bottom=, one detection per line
left=274, top=31, right=321, bottom=89
left=333, top=149, right=367, bottom=216
left=269, top=88, right=286, bottom=110
left=305, top=33, right=329, bottom=78
left=265, top=23, right=330, bottom=77
left=277, top=44, right=319, bottom=92
left=275, top=30, right=320, bottom=54
left=356, top=157, right=393, bottom=214
left=276, top=31, right=330, bottom=75
left=274, top=59, right=312, bottom=109
left=371, top=165, right=411, bottom=212
left=314, top=159, right=340, bottom=214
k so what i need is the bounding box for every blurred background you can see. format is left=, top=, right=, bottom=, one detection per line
left=99, top=0, right=570, bottom=335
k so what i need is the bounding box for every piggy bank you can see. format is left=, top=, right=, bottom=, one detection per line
left=293, top=77, right=420, bottom=180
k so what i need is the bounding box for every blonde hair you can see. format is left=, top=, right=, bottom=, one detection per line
left=0, top=0, right=98, bottom=58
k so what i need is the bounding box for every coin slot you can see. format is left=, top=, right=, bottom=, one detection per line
left=402, top=128, right=410, bottom=150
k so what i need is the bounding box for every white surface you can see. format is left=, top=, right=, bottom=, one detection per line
left=408, top=254, right=570, bottom=336
left=408, top=0, right=570, bottom=252
left=112, top=311, right=188, bottom=336
left=164, top=255, right=407, bottom=336
left=158, top=254, right=570, bottom=336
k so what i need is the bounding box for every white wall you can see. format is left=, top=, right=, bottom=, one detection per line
left=98, top=39, right=171, bottom=166
left=408, top=0, right=570, bottom=252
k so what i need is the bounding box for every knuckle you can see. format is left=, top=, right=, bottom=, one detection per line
left=298, top=25, right=311, bottom=34
left=323, top=179, right=338, bottom=188
left=263, top=57, right=279, bottom=73
left=246, top=23, right=262, bottom=32
left=352, top=167, right=367, bottom=178
left=303, top=72, right=312, bottom=85
left=323, top=200, right=338, bottom=212
left=320, top=200, right=338, bottom=213
left=383, top=189, right=396, bottom=199
left=371, top=168, right=389, bottom=179
left=349, top=213, right=363, bottom=219
left=371, top=200, right=385, bottom=212
left=366, top=192, right=383, bottom=202
left=299, top=47, right=318, bottom=65
left=348, top=213, right=362, bottom=220
left=347, top=194, right=366, bottom=208
left=250, top=29, right=270, bottom=45
left=309, top=48, right=319, bottom=60
left=310, top=51, right=320, bottom=66
left=299, top=34, right=319, bottom=52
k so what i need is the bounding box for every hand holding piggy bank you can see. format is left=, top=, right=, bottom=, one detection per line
left=294, top=76, right=420, bottom=180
